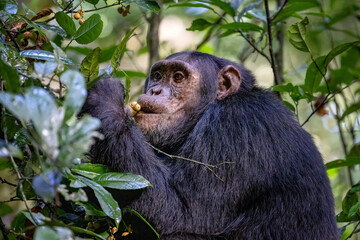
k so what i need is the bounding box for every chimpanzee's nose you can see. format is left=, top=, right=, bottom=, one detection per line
left=150, top=87, right=162, bottom=95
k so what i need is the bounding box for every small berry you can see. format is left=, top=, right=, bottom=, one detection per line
left=74, top=12, right=81, bottom=19
left=79, top=19, right=85, bottom=25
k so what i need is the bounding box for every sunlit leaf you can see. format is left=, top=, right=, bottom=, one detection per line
left=60, top=70, right=87, bottom=121
left=93, top=172, right=151, bottom=190
left=22, top=212, right=45, bottom=225
left=71, top=163, right=111, bottom=179
left=20, top=50, right=76, bottom=65
left=34, top=226, right=59, bottom=240
left=34, top=61, right=57, bottom=77
left=74, top=14, right=103, bottom=44
left=0, top=0, right=18, bottom=14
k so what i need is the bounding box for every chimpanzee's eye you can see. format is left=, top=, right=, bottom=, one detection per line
left=153, top=72, right=162, bottom=81
left=174, top=72, right=184, bottom=83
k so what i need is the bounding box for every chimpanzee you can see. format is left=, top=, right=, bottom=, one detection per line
left=81, top=51, right=338, bottom=239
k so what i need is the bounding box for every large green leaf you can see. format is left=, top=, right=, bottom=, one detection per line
left=111, top=27, right=137, bottom=72
left=304, top=56, right=326, bottom=94
left=20, top=50, right=76, bottom=65
left=273, top=0, right=320, bottom=23
left=74, top=14, right=103, bottom=44
left=326, top=157, right=360, bottom=170
left=187, top=19, right=213, bottom=31
left=71, top=163, right=111, bottom=179
left=55, top=12, right=76, bottom=36
left=80, top=47, right=101, bottom=81
left=93, top=172, right=151, bottom=190
left=305, top=41, right=359, bottom=94
left=75, top=175, right=121, bottom=226
left=60, top=70, right=87, bottom=121
left=220, top=22, right=263, bottom=32
left=0, top=58, right=20, bottom=93
left=288, top=17, right=310, bottom=52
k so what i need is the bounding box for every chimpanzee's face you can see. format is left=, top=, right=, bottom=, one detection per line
left=134, top=59, right=203, bottom=137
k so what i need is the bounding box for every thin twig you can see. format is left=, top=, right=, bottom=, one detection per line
left=270, top=0, right=289, bottom=22
left=236, top=29, right=271, bottom=63
left=149, top=144, right=233, bottom=182
left=264, top=0, right=279, bottom=86
left=0, top=177, right=17, bottom=187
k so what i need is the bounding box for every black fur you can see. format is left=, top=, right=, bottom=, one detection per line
left=81, top=52, right=337, bottom=239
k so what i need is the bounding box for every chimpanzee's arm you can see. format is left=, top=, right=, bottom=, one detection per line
left=80, top=78, right=185, bottom=234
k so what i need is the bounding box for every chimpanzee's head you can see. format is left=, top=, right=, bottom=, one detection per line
left=134, top=51, right=254, bottom=150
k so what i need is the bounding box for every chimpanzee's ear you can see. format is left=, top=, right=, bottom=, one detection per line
left=216, top=65, right=242, bottom=100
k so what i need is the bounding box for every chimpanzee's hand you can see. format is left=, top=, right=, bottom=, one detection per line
left=80, top=77, right=126, bottom=120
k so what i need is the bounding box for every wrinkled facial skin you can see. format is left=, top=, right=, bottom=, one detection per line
left=134, top=60, right=202, bottom=144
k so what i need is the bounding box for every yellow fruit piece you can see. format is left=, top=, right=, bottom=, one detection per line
left=74, top=12, right=81, bottom=19
left=79, top=19, right=85, bottom=25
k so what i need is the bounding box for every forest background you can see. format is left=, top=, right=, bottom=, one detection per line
left=0, top=0, right=359, bottom=239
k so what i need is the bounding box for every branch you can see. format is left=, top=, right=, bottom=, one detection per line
left=236, top=29, right=271, bottom=63
left=149, top=144, right=233, bottom=182
left=0, top=217, right=9, bottom=240
left=264, top=0, right=279, bottom=86
left=0, top=177, right=16, bottom=187
left=270, top=0, right=289, bottom=22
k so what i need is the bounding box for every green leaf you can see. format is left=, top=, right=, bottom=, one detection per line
left=74, top=14, right=103, bottom=44
left=86, top=73, right=105, bottom=89
left=75, top=175, right=121, bottom=226
left=68, top=45, right=117, bottom=62
left=71, top=163, right=111, bottom=179
left=34, top=226, right=59, bottom=240
left=76, top=201, right=106, bottom=217
left=50, top=41, right=66, bottom=72
left=131, top=0, right=160, bottom=13
left=220, top=22, right=263, bottom=32
left=304, top=56, right=326, bottom=94
left=340, top=102, right=360, bottom=120
left=187, top=18, right=212, bottom=31
left=20, top=50, right=76, bottom=65
left=60, top=70, right=87, bottom=121
left=288, top=17, right=310, bottom=52
left=323, top=41, right=360, bottom=70
left=326, top=157, right=360, bottom=170
left=283, top=101, right=295, bottom=111
left=208, top=0, right=235, bottom=16
left=273, top=0, right=320, bottom=23
left=273, top=83, right=294, bottom=92
left=80, top=47, right=101, bottom=81
left=36, top=22, right=67, bottom=37
left=111, top=27, right=137, bottom=72
left=68, top=226, right=106, bottom=240
left=34, top=61, right=58, bottom=77
left=348, top=202, right=360, bottom=218
left=0, top=0, right=18, bottom=14
left=0, top=58, right=20, bottom=93
left=55, top=12, right=76, bottom=36
left=93, top=172, right=151, bottom=190
left=85, top=0, right=99, bottom=4
left=0, top=203, right=13, bottom=217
